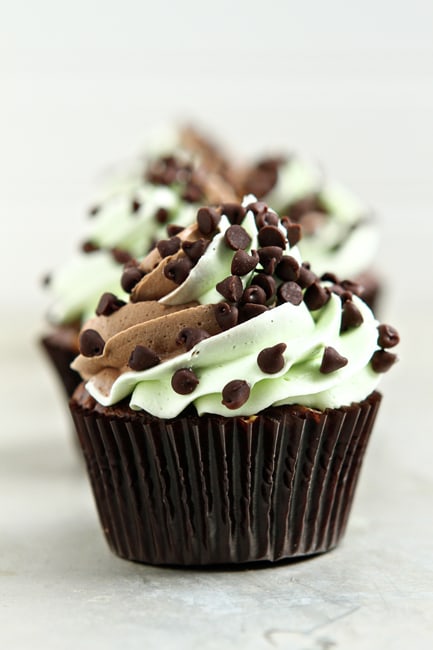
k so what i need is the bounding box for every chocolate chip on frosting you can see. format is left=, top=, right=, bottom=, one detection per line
left=214, top=302, right=239, bottom=330
left=257, top=225, right=286, bottom=249
left=197, top=207, right=221, bottom=235
left=297, top=264, right=317, bottom=289
left=216, top=275, right=244, bottom=302
left=128, top=345, right=160, bottom=371
left=258, top=246, right=283, bottom=275
left=95, top=292, right=126, bottom=316
left=255, top=210, right=279, bottom=229
left=252, top=272, right=276, bottom=300
left=245, top=201, right=268, bottom=217
left=224, top=225, right=252, bottom=251
left=181, top=181, right=203, bottom=203
left=121, top=265, right=144, bottom=293
left=321, top=272, right=339, bottom=284
left=370, top=350, right=397, bottom=373
left=221, top=203, right=246, bottom=225
left=79, top=329, right=105, bottom=357
left=131, top=199, right=141, bottom=213
left=88, top=205, right=100, bottom=217
left=377, top=324, right=400, bottom=349
left=278, top=281, right=303, bottom=305
left=320, top=347, right=348, bottom=374
left=111, top=248, right=133, bottom=264
left=176, top=327, right=210, bottom=351
left=171, top=368, right=199, bottom=394
left=81, top=240, right=100, bottom=253
left=303, top=282, right=330, bottom=311
left=164, top=256, right=193, bottom=284
left=340, top=300, right=364, bottom=332
left=182, top=238, right=209, bottom=264
left=231, top=249, right=259, bottom=276
left=221, top=379, right=250, bottom=410
left=167, top=224, right=184, bottom=237
left=340, top=279, right=364, bottom=298
left=281, top=218, right=302, bottom=247
left=157, top=236, right=181, bottom=258
left=257, top=343, right=287, bottom=374
left=275, top=255, right=300, bottom=282
left=241, top=285, right=267, bottom=305
left=238, top=303, right=268, bottom=322
left=154, top=207, right=169, bottom=224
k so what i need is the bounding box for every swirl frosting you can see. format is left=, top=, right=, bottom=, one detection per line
left=71, top=196, right=399, bottom=418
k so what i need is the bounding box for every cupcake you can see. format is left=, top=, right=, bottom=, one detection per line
left=69, top=196, right=399, bottom=565
left=241, top=155, right=381, bottom=308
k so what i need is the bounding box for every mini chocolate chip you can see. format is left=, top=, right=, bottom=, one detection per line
left=304, top=282, right=330, bottom=311
left=88, top=205, right=100, bottom=217
left=221, top=379, right=250, bottom=410
left=245, top=201, right=268, bottom=217
left=167, top=224, right=184, bottom=237
left=42, top=272, right=51, bottom=287
left=278, top=282, right=303, bottom=305
left=241, top=285, right=267, bottom=305
left=377, top=324, right=400, bottom=348
left=224, top=225, right=252, bottom=251
left=320, top=347, right=348, bottom=374
left=197, top=207, right=221, bottom=235
left=79, top=329, right=105, bottom=357
left=321, top=272, right=339, bottom=284
left=176, top=327, right=210, bottom=351
left=257, top=342, right=287, bottom=374
left=341, top=300, right=364, bottom=332
left=157, top=236, right=181, bottom=258
left=252, top=273, right=276, bottom=300
left=281, top=218, right=302, bottom=246
left=182, top=238, right=209, bottom=264
left=111, top=248, right=133, bottom=264
left=154, top=207, right=169, bottom=223
left=121, top=266, right=144, bottom=293
left=164, top=256, right=193, bottom=284
left=216, top=275, right=244, bottom=302
left=131, top=199, right=141, bottom=213
left=221, top=203, right=246, bottom=225
left=340, top=279, right=364, bottom=297
left=275, top=255, right=300, bottom=282
left=171, top=368, right=199, bottom=394
left=258, top=246, right=283, bottom=274
left=214, top=302, right=239, bottom=330
left=298, top=264, right=317, bottom=289
left=231, top=249, right=259, bottom=276
left=182, top=182, right=203, bottom=203
left=81, top=240, right=99, bottom=253
left=289, top=195, right=324, bottom=221
left=257, top=225, right=286, bottom=249
left=255, top=210, right=279, bottom=229
left=95, top=292, right=126, bottom=316
left=238, top=303, right=268, bottom=322
left=128, top=345, right=160, bottom=371
left=371, top=349, right=398, bottom=372
left=330, top=284, right=353, bottom=302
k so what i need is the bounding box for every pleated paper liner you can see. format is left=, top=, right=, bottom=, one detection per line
left=70, top=385, right=381, bottom=566
left=40, top=329, right=81, bottom=398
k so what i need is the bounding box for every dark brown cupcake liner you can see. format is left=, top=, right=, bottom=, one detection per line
left=40, top=330, right=81, bottom=398
left=70, top=387, right=381, bottom=566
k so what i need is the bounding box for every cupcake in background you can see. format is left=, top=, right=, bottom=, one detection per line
left=241, top=155, right=381, bottom=308
left=69, top=195, right=399, bottom=566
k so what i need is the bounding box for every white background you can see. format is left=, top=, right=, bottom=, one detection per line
left=1, top=2, right=432, bottom=649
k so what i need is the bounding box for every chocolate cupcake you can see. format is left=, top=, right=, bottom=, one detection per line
left=69, top=197, right=399, bottom=565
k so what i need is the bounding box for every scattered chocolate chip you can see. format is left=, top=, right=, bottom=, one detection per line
left=245, top=201, right=268, bottom=217
left=238, top=303, right=269, bottom=322
left=243, top=159, right=282, bottom=197
left=164, top=256, right=193, bottom=284
left=297, top=264, right=317, bottom=289
left=278, top=282, right=303, bottom=305
left=221, top=203, right=246, bottom=225
left=377, top=324, right=400, bottom=349
left=340, top=279, right=364, bottom=297
left=157, top=236, right=181, bottom=258
left=257, top=342, right=287, bottom=374
left=241, top=285, right=267, bottom=305
left=128, top=345, right=160, bottom=371
left=257, top=225, right=286, bottom=249
left=131, top=199, right=141, bottom=213
left=88, top=205, right=100, bottom=217
left=221, top=379, right=250, bottom=410
left=255, top=210, right=279, bottom=229
left=224, top=225, right=252, bottom=251
left=214, top=302, right=239, bottom=330
left=258, top=246, right=283, bottom=274
left=304, top=282, right=330, bottom=311
left=330, top=284, right=353, bottom=302
left=111, top=248, right=133, bottom=264
left=252, top=273, right=276, bottom=300
left=81, top=240, right=100, bottom=253
left=281, top=218, right=302, bottom=246
left=171, top=368, right=199, bottom=394
left=167, top=224, right=184, bottom=237
left=275, top=255, right=300, bottom=282
left=121, top=266, right=144, bottom=293
left=42, top=273, right=51, bottom=287
left=197, top=207, right=221, bottom=235
left=176, top=327, right=210, bottom=351
left=288, top=195, right=324, bottom=222
left=79, top=329, right=105, bottom=357
left=95, top=292, right=126, bottom=316
left=182, top=238, right=208, bottom=264
left=216, top=275, right=244, bottom=302
left=182, top=182, right=203, bottom=203
left=154, top=207, right=169, bottom=223
left=320, top=346, right=348, bottom=374
left=340, top=300, right=364, bottom=332
left=321, top=272, right=339, bottom=284
left=371, top=349, right=398, bottom=372
left=231, top=249, right=259, bottom=276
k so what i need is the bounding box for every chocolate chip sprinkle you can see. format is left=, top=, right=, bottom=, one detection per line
left=241, top=285, right=267, bottom=305
left=171, top=368, right=199, bottom=394
left=154, top=207, right=169, bottom=224
left=176, top=327, right=210, bottom=351
left=111, top=247, right=133, bottom=264
left=278, top=281, right=303, bottom=305
left=157, top=236, right=181, bottom=258
left=121, top=266, right=144, bottom=293
left=275, top=255, right=300, bottom=282
left=340, top=300, right=364, bottom=332
left=95, top=292, right=126, bottom=316
left=377, top=324, right=400, bottom=349
left=238, top=303, right=268, bottom=322
left=221, top=379, right=250, bottom=410
left=297, top=264, right=317, bottom=289
left=252, top=273, right=276, bottom=300
left=281, top=218, right=302, bottom=247
left=214, top=302, right=239, bottom=330
left=128, top=345, right=160, bottom=371
left=257, top=225, right=287, bottom=249
left=81, top=240, right=100, bottom=253
left=221, top=202, right=246, bottom=225
left=258, top=246, right=283, bottom=275
left=197, top=207, right=221, bottom=235
left=167, top=224, right=184, bottom=237
left=320, top=347, right=348, bottom=374
left=216, top=275, right=244, bottom=302
left=131, top=199, right=141, bottom=213
left=245, top=201, right=268, bottom=217
left=79, top=329, right=105, bottom=357
left=257, top=343, right=287, bottom=374
left=255, top=210, right=279, bottom=229
left=164, top=256, right=193, bottom=284
left=321, top=272, right=339, bottom=284
left=224, top=225, right=252, bottom=251
left=371, top=350, right=397, bottom=373
left=182, top=238, right=209, bottom=264
left=303, top=282, right=330, bottom=311
left=231, top=249, right=259, bottom=276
